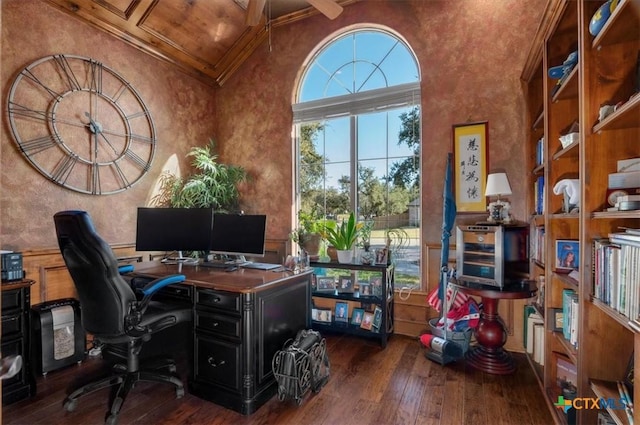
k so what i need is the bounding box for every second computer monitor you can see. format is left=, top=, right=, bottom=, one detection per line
left=210, top=213, right=266, bottom=258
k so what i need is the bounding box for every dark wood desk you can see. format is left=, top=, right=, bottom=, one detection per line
left=450, top=279, right=537, bottom=375
left=129, top=261, right=312, bottom=415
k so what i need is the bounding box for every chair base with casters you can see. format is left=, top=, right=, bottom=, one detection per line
left=63, top=339, right=184, bottom=425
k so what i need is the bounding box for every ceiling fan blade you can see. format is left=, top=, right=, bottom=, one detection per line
left=307, top=0, right=343, bottom=20
left=246, top=0, right=266, bottom=26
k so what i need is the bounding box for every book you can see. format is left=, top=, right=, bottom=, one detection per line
left=526, top=312, right=543, bottom=354
left=608, top=170, right=640, bottom=189
left=533, top=323, right=545, bottom=365
left=562, top=289, right=576, bottom=341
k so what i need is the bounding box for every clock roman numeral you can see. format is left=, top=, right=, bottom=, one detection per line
left=124, top=150, right=150, bottom=170
left=111, top=83, right=127, bottom=103
left=52, top=55, right=81, bottom=92
left=129, top=133, right=154, bottom=144
left=90, top=163, right=101, bottom=195
left=88, top=60, right=103, bottom=94
left=126, top=110, right=149, bottom=120
left=51, top=154, right=79, bottom=185
left=19, top=135, right=59, bottom=155
left=8, top=102, right=49, bottom=122
left=109, top=161, right=132, bottom=189
left=21, top=69, right=62, bottom=100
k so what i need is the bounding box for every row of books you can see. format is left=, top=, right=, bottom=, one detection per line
left=524, top=305, right=544, bottom=366
left=530, top=225, right=545, bottom=264
left=563, top=288, right=579, bottom=349
left=533, top=175, right=545, bottom=215
left=535, top=137, right=545, bottom=167
left=593, top=229, right=640, bottom=319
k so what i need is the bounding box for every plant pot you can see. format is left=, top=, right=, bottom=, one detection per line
left=300, top=233, right=322, bottom=258
left=337, top=249, right=353, bottom=264
left=327, top=246, right=338, bottom=262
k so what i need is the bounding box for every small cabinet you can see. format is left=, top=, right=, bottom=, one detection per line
left=309, top=261, right=394, bottom=348
left=456, top=224, right=529, bottom=288
left=1, top=280, right=36, bottom=405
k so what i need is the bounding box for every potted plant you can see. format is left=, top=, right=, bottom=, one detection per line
left=290, top=211, right=323, bottom=259
left=152, top=139, right=248, bottom=211
left=321, top=212, right=362, bottom=263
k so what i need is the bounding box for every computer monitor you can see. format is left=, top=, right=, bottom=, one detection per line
left=135, top=207, right=214, bottom=261
left=210, top=213, right=267, bottom=258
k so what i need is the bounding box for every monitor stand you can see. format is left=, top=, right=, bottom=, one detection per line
left=161, top=251, right=198, bottom=265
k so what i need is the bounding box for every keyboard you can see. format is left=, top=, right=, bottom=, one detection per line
left=199, top=261, right=233, bottom=269
left=240, top=262, right=281, bottom=270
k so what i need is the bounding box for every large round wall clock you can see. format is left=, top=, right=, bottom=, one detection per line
left=7, top=54, right=156, bottom=195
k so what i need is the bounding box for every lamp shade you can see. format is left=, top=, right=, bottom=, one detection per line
left=485, top=173, right=512, bottom=197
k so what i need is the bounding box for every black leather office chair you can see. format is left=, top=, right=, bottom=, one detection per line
left=53, top=210, right=192, bottom=425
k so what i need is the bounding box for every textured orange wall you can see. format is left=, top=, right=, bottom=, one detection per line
left=1, top=0, right=547, bottom=253
left=1, top=0, right=217, bottom=249
left=217, top=0, right=547, bottom=243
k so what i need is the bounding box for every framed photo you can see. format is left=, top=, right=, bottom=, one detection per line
left=453, top=121, right=489, bottom=212
left=555, top=239, right=579, bottom=271
left=338, top=276, right=354, bottom=293
left=372, top=306, right=383, bottom=330
left=361, top=302, right=374, bottom=312
left=359, top=282, right=372, bottom=296
left=374, top=248, right=388, bottom=265
left=370, top=276, right=383, bottom=297
left=360, top=311, right=374, bottom=330
left=316, top=276, right=336, bottom=292
left=351, top=308, right=365, bottom=325
left=550, top=308, right=563, bottom=332
left=312, top=308, right=332, bottom=323
left=334, top=301, right=349, bottom=322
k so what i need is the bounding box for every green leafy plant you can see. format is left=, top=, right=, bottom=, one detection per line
left=152, top=139, right=247, bottom=211
left=289, top=211, right=323, bottom=244
left=321, top=212, right=363, bottom=250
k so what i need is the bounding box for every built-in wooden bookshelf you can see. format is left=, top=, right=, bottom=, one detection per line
left=522, top=0, right=640, bottom=423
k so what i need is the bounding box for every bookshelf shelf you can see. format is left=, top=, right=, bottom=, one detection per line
left=523, top=0, right=640, bottom=422
left=590, top=379, right=631, bottom=425
left=591, top=298, right=634, bottom=332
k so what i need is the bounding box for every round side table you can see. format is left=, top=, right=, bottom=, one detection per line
left=450, top=279, right=537, bottom=375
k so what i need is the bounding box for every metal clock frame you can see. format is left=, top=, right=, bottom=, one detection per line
left=7, top=54, right=156, bottom=195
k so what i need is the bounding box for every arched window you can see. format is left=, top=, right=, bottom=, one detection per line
left=293, top=27, right=422, bottom=290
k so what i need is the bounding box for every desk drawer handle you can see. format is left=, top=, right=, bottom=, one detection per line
left=207, top=357, right=225, bottom=367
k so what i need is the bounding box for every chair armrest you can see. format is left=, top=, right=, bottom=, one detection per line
left=140, top=274, right=186, bottom=296
left=118, top=264, right=135, bottom=274
left=125, top=274, right=187, bottom=335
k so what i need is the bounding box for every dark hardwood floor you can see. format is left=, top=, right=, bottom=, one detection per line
left=3, top=334, right=553, bottom=425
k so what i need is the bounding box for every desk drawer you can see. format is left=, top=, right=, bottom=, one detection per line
left=1, top=314, right=23, bottom=339
left=1, top=288, right=24, bottom=313
left=194, top=335, right=241, bottom=391
left=195, top=311, right=241, bottom=339
left=196, top=289, right=240, bottom=313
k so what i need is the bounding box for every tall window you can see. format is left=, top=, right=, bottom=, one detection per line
left=293, top=27, right=422, bottom=289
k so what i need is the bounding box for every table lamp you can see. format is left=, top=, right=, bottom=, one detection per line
left=485, top=172, right=512, bottom=224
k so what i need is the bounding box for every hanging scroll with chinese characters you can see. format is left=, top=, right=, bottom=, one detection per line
left=453, top=122, right=489, bottom=212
